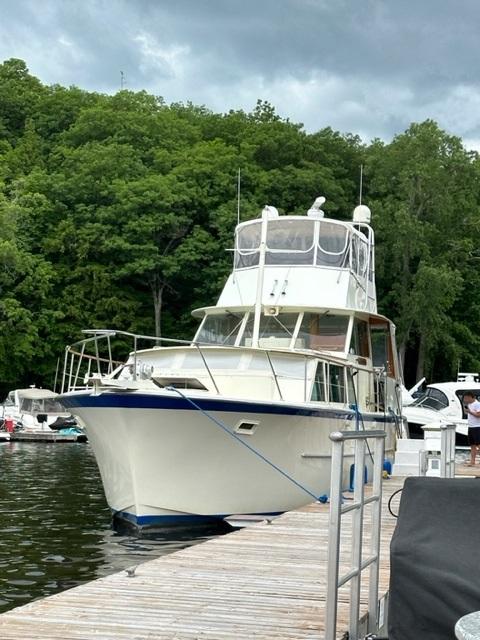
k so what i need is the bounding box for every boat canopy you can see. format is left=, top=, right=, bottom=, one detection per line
left=15, top=389, right=58, bottom=400
left=3, top=388, right=70, bottom=415
left=235, top=216, right=372, bottom=280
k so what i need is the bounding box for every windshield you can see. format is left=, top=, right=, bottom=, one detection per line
left=4, top=392, right=15, bottom=407
left=295, top=313, right=349, bottom=352
left=195, top=313, right=245, bottom=346
left=411, top=387, right=449, bottom=411
left=19, top=397, right=68, bottom=414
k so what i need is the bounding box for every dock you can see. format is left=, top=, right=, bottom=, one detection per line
left=9, top=432, right=86, bottom=443
left=0, top=476, right=405, bottom=639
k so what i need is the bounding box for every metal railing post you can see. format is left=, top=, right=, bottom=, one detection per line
left=133, top=336, right=138, bottom=381
left=325, top=432, right=344, bottom=640
left=440, top=423, right=456, bottom=478
left=324, top=429, right=386, bottom=640
left=349, top=437, right=366, bottom=640
left=195, top=344, right=220, bottom=394
left=265, top=351, right=283, bottom=401
left=368, top=434, right=385, bottom=632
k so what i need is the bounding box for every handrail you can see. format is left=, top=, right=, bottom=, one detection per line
left=325, top=429, right=386, bottom=640
left=265, top=350, right=283, bottom=401
left=61, top=328, right=379, bottom=409
left=61, top=328, right=319, bottom=396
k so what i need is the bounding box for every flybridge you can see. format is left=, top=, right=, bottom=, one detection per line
left=207, top=197, right=377, bottom=314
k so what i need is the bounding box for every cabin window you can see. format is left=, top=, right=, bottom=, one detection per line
left=240, top=312, right=298, bottom=348
left=311, top=362, right=326, bottom=402
left=235, top=223, right=261, bottom=268
left=350, top=319, right=370, bottom=358
left=18, top=397, right=66, bottom=413
left=296, top=314, right=349, bottom=352
left=196, top=313, right=244, bottom=345
left=4, top=393, right=15, bottom=407
left=350, top=234, right=370, bottom=278
left=316, top=221, right=349, bottom=267
left=265, top=219, right=315, bottom=266
left=258, top=313, right=298, bottom=347
left=329, top=364, right=346, bottom=403
left=412, top=388, right=449, bottom=411
left=370, top=320, right=396, bottom=377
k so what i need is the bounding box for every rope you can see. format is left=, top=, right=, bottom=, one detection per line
left=165, top=386, right=321, bottom=502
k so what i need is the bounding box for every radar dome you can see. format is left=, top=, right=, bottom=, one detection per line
left=353, top=205, right=371, bottom=223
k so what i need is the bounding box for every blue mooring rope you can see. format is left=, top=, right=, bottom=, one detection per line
left=165, top=386, right=321, bottom=502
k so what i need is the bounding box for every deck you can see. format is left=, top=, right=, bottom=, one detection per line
left=0, top=476, right=406, bottom=639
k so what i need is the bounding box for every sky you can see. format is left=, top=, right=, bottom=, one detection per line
left=1, top=0, right=480, bottom=148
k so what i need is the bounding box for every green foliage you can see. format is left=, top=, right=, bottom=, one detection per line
left=1, top=59, right=480, bottom=389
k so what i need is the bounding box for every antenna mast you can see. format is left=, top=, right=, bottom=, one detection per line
left=359, top=164, right=364, bottom=205
left=120, top=70, right=125, bottom=90
left=237, top=168, right=241, bottom=226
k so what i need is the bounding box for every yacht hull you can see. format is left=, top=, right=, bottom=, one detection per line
left=62, top=391, right=396, bottom=528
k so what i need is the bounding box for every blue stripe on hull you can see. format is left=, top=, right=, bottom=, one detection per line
left=113, top=509, right=282, bottom=528
left=61, top=392, right=394, bottom=423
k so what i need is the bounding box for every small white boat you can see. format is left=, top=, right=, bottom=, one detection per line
left=1, top=388, right=79, bottom=433
left=60, top=196, right=404, bottom=528
left=402, top=373, right=480, bottom=444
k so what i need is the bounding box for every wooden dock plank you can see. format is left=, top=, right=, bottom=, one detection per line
left=0, top=477, right=405, bottom=639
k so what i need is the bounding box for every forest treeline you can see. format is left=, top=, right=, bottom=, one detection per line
left=1, top=57, right=479, bottom=394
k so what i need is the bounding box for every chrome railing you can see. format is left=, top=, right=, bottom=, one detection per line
left=60, top=330, right=394, bottom=420
left=60, top=329, right=316, bottom=397
left=325, top=429, right=386, bottom=640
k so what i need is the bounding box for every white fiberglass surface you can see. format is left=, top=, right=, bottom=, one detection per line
left=144, top=348, right=308, bottom=377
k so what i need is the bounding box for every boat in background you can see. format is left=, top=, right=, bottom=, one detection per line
left=60, top=196, right=404, bottom=528
left=402, top=373, right=480, bottom=444
left=1, top=388, right=86, bottom=441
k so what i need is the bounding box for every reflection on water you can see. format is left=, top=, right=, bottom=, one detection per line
left=0, top=442, right=229, bottom=614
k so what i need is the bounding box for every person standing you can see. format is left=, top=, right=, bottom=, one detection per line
left=464, top=391, right=480, bottom=465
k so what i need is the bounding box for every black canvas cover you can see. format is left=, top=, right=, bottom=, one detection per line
left=389, top=476, right=480, bottom=639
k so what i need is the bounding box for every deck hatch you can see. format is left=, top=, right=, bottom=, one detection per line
left=152, top=377, right=208, bottom=391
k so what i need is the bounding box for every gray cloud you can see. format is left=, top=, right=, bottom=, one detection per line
left=1, top=0, right=480, bottom=146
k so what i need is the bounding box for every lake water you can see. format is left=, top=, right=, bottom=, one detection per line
left=0, top=441, right=229, bottom=614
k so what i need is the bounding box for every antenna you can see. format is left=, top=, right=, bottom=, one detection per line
left=237, top=168, right=241, bottom=226
left=359, top=164, right=363, bottom=205
left=120, top=70, right=125, bottom=90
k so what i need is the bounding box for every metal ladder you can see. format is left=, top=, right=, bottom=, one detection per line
left=324, top=430, right=386, bottom=640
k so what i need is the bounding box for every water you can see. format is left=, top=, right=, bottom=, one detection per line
left=0, top=441, right=229, bottom=614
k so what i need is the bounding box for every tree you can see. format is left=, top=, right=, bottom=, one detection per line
left=367, top=121, right=480, bottom=382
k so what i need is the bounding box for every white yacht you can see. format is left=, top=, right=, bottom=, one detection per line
left=60, top=197, right=404, bottom=528
left=403, top=373, right=480, bottom=444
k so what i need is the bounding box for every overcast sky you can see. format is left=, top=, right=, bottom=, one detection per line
left=1, top=0, right=479, bottom=148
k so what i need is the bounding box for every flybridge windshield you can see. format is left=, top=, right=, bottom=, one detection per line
left=234, top=218, right=363, bottom=271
